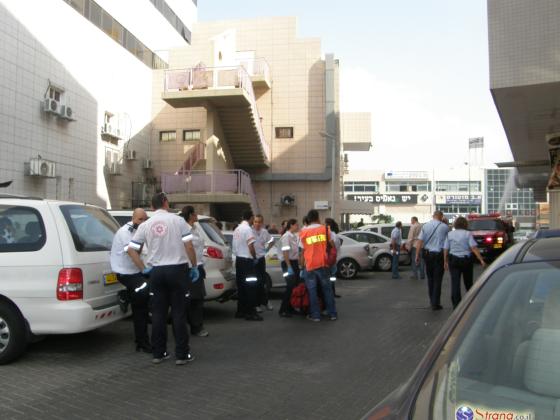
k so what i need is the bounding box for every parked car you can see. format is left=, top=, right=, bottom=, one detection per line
left=530, top=228, right=560, bottom=239
left=109, top=210, right=235, bottom=302
left=223, top=231, right=373, bottom=280
left=0, top=195, right=129, bottom=364
left=340, top=231, right=410, bottom=271
left=363, top=237, right=560, bottom=419
left=358, top=223, right=411, bottom=240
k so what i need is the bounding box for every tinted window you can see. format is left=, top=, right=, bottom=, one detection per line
left=60, top=205, right=119, bottom=252
left=198, top=220, right=226, bottom=246
left=468, top=219, right=501, bottom=231
left=112, top=215, right=129, bottom=226
left=412, top=262, right=560, bottom=420
left=381, top=227, right=393, bottom=237
left=0, top=205, right=46, bottom=252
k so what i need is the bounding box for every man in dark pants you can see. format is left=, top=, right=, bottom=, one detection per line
left=278, top=219, right=300, bottom=317
left=253, top=214, right=274, bottom=312
left=415, top=211, right=449, bottom=311
left=128, top=192, right=199, bottom=365
left=233, top=210, right=261, bottom=321
left=110, top=208, right=150, bottom=352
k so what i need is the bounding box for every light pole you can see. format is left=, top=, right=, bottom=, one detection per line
left=319, top=131, right=337, bottom=218
left=464, top=161, right=471, bottom=213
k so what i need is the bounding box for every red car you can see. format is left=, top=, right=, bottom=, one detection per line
left=467, top=213, right=514, bottom=261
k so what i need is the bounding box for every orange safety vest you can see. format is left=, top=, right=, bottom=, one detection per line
left=299, top=224, right=330, bottom=271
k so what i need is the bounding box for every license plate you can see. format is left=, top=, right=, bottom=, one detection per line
left=104, top=273, right=118, bottom=285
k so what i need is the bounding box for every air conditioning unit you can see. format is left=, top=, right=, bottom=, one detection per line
left=280, top=194, right=295, bottom=206
left=143, top=159, right=153, bottom=170
left=59, top=105, right=74, bottom=120
left=26, top=158, right=56, bottom=178
left=101, top=124, right=121, bottom=139
left=124, top=150, right=137, bottom=160
left=108, top=162, right=122, bottom=175
left=43, top=98, right=59, bottom=115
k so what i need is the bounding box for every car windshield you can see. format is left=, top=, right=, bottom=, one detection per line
left=468, top=219, right=501, bottom=231
left=198, top=219, right=226, bottom=246
left=412, top=261, right=560, bottom=420
left=60, top=205, right=119, bottom=252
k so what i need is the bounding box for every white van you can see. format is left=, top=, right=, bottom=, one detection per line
left=108, top=210, right=235, bottom=302
left=0, top=195, right=128, bottom=364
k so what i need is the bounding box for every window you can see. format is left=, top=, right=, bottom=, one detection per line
left=0, top=206, right=46, bottom=253
left=198, top=220, right=226, bottom=246
left=160, top=131, right=176, bottom=142
left=183, top=130, right=201, bottom=142
left=275, top=127, right=294, bottom=138
left=343, top=181, right=379, bottom=193
left=411, top=262, right=560, bottom=420
left=60, top=205, right=119, bottom=252
left=386, top=181, right=431, bottom=192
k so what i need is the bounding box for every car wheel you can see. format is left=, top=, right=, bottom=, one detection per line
left=0, top=302, right=27, bottom=365
left=375, top=254, right=392, bottom=271
left=337, top=258, right=358, bottom=279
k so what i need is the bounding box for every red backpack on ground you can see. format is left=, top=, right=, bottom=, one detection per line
left=290, top=283, right=309, bottom=312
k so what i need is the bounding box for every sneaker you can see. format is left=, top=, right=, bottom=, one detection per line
left=193, top=329, right=209, bottom=337
left=329, top=316, right=338, bottom=321
left=152, top=352, right=171, bottom=364
left=255, top=306, right=263, bottom=313
left=266, top=303, right=274, bottom=311
left=176, top=353, right=195, bottom=365
left=306, top=315, right=320, bottom=322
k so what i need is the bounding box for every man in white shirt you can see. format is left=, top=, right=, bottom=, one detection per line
left=390, top=221, right=403, bottom=279
left=128, top=192, right=198, bottom=365
left=232, top=210, right=261, bottom=321
left=252, top=214, right=275, bottom=312
left=110, top=208, right=149, bottom=352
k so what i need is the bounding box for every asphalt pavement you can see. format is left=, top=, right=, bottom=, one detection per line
left=1, top=265, right=483, bottom=420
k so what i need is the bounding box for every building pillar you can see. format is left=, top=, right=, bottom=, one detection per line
left=549, top=190, right=560, bottom=228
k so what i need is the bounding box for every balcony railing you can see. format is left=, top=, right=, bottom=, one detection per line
left=162, top=169, right=259, bottom=213
left=164, top=65, right=270, bottom=161
left=236, top=57, right=271, bottom=87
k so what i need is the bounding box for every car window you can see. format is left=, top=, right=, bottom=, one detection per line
left=112, top=215, right=129, bottom=226
left=412, top=262, right=560, bottom=420
left=371, top=233, right=387, bottom=244
left=60, top=205, right=119, bottom=252
left=401, top=226, right=410, bottom=238
left=0, top=205, right=46, bottom=252
left=468, top=219, right=501, bottom=231
left=198, top=219, right=226, bottom=246
left=381, top=227, right=393, bottom=237
left=344, top=233, right=357, bottom=241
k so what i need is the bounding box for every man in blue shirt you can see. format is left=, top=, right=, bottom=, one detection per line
left=415, top=211, right=448, bottom=310
left=390, top=222, right=403, bottom=279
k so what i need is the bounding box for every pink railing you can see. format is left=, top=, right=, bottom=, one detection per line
left=164, top=65, right=270, bottom=162
left=176, top=142, right=205, bottom=174
left=162, top=170, right=260, bottom=213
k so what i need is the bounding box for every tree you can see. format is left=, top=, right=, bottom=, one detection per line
left=371, top=213, right=393, bottom=224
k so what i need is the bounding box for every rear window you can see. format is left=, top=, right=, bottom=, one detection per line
left=0, top=205, right=46, bottom=252
left=468, top=219, right=502, bottom=231
left=60, top=205, right=119, bottom=252
left=112, top=215, right=130, bottom=226
left=198, top=219, right=226, bottom=246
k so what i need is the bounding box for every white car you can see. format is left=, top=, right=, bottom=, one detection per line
left=358, top=223, right=411, bottom=239
left=0, top=195, right=128, bottom=364
left=109, top=210, right=235, bottom=302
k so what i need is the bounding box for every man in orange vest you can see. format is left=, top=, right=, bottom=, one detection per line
left=299, top=210, right=338, bottom=322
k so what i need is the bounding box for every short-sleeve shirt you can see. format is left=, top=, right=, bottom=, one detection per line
left=111, top=223, right=140, bottom=275
left=190, top=223, right=205, bottom=266
left=129, top=209, right=192, bottom=267
left=444, top=229, right=477, bottom=257
left=418, top=220, right=448, bottom=252
left=280, top=230, right=299, bottom=261
left=232, top=221, right=255, bottom=258
left=253, top=227, right=273, bottom=258
left=390, top=227, right=402, bottom=246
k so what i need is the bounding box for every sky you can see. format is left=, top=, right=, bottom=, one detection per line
left=197, top=0, right=513, bottom=172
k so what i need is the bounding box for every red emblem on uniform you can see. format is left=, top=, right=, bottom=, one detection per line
left=152, top=222, right=168, bottom=237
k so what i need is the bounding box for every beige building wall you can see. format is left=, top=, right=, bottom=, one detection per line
left=152, top=17, right=339, bottom=224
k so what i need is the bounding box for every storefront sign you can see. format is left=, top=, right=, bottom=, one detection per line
left=384, top=171, right=429, bottom=180
left=347, top=194, right=418, bottom=204
left=436, top=194, right=482, bottom=205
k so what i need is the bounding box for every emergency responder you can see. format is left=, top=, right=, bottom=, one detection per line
left=278, top=218, right=299, bottom=317
left=299, top=210, right=337, bottom=322
left=180, top=205, right=209, bottom=337
left=110, top=208, right=150, bottom=352
left=253, top=214, right=275, bottom=312
left=233, top=210, right=262, bottom=321
left=415, top=210, right=449, bottom=311
left=128, top=192, right=198, bottom=365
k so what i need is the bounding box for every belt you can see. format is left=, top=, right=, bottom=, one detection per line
left=450, top=254, right=471, bottom=259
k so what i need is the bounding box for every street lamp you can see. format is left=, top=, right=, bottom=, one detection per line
left=464, top=161, right=471, bottom=213
left=319, top=131, right=337, bottom=218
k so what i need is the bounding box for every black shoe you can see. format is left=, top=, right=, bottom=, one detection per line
left=176, top=353, right=195, bottom=365
left=279, top=311, right=292, bottom=318
left=136, top=343, right=152, bottom=353
left=334, top=294, right=341, bottom=298
left=245, top=314, right=263, bottom=321
left=432, top=305, right=443, bottom=311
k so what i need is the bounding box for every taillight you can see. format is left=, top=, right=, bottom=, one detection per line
left=484, top=236, right=493, bottom=244
left=213, top=283, right=224, bottom=289
left=57, top=268, right=83, bottom=300
left=204, top=246, right=223, bottom=259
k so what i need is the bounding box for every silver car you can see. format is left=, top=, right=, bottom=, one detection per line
left=340, top=230, right=411, bottom=271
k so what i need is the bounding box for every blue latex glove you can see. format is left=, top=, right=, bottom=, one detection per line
left=287, top=266, right=295, bottom=276
left=190, top=266, right=200, bottom=283
left=141, top=266, right=152, bottom=278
